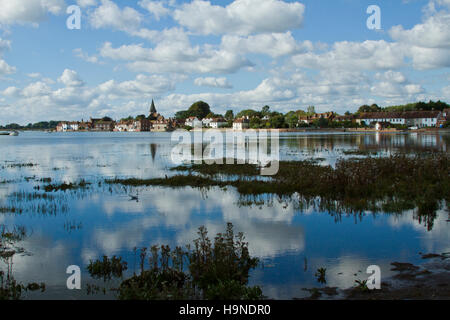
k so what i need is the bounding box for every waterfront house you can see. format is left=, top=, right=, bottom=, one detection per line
left=356, top=111, right=442, bottom=128
left=437, top=108, right=450, bottom=127
left=114, top=119, right=150, bottom=132
left=185, top=117, right=202, bottom=128
left=89, top=118, right=115, bottom=131
left=202, top=118, right=213, bottom=127
left=209, top=118, right=228, bottom=129
left=233, top=118, right=249, bottom=130
left=56, top=121, right=80, bottom=132
left=299, top=112, right=335, bottom=125
left=152, top=120, right=171, bottom=132
left=202, top=117, right=227, bottom=128
left=114, top=120, right=133, bottom=132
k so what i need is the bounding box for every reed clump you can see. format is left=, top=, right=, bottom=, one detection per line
left=39, top=179, right=91, bottom=192
left=87, top=223, right=262, bottom=300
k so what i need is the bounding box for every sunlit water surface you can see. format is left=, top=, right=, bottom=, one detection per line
left=0, top=131, right=449, bottom=299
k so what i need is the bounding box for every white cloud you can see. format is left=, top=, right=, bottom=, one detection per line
left=22, top=81, right=52, bottom=97
left=0, top=59, right=16, bottom=75
left=389, top=10, right=450, bottom=70
left=138, top=0, right=171, bottom=20
left=221, top=32, right=312, bottom=58
left=390, top=12, right=450, bottom=49
left=173, top=0, right=305, bottom=35
left=100, top=37, right=253, bottom=74
left=194, top=77, right=233, bottom=89
left=292, top=40, right=405, bottom=71
left=27, top=72, right=42, bottom=79
left=0, top=0, right=65, bottom=25
left=73, top=48, right=100, bottom=64
left=76, top=0, right=97, bottom=7
left=2, top=86, right=20, bottom=97
left=89, top=0, right=142, bottom=33
left=0, top=38, right=11, bottom=53
left=58, top=69, right=85, bottom=87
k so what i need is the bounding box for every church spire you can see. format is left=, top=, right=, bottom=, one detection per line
left=150, top=99, right=157, bottom=114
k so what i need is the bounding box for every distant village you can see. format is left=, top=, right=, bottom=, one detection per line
left=54, top=100, right=450, bottom=132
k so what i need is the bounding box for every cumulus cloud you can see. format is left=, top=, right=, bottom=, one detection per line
left=89, top=0, right=143, bottom=33
left=0, top=0, right=65, bottom=25
left=291, top=40, right=405, bottom=71
left=73, top=48, right=100, bottom=64
left=173, top=0, right=305, bottom=35
left=58, top=69, right=85, bottom=87
left=76, top=0, right=97, bottom=7
left=221, top=32, right=313, bottom=58
left=194, top=77, right=233, bottom=89
left=389, top=10, right=450, bottom=70
left=0, top=59, right=16, bottom=75
left=99, top=36, right=253, bottom=74
left=138, top=0, right=171, bottom=20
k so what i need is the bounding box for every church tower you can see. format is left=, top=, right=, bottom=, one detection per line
left=149, top=99, right=158, bottom=120
left=150, top=99, right=157, bottom=114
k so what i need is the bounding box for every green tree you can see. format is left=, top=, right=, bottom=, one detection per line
left=249, top=117, right=261, bottom=129
left=269, top=115, right=285, bottom=128
left=307, top=106, right=316, bottom=115
left=236, top=109, right=259, bottom=119
left=261, top=105, right=270, bottom=116
left=175, top=110, right=190, bottom=119
left=187, top=101, right=211, bottom=119
left=224, top=110, right=234, bottom=120
left=285, top=111, right=299, bottom=128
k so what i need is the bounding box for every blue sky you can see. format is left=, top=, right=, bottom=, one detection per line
left=0, top=0, right=449, bottom=124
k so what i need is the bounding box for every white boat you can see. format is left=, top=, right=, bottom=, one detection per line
left=9, top=131, right=19, bottom=136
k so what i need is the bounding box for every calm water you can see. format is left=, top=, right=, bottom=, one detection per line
left=0, top=131, right=449, bottom=299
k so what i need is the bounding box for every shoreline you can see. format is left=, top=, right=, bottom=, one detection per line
left=12, top=128, right=449, bottom=133
left=300, top=253, right=450, bottom=300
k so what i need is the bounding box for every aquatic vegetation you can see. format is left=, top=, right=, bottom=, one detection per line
left=4, top=163, right=36, bottom=169
left=0, top=207, right=23, bottom=214
left=39, top=179, right=91, bottom=192
left=64, top=221, right=83, bottom=233
left=354, top=279, right=369, bottom=292
left=87, top=256, right=128, bottom=281
left=87, top=223, right=263, bottom=300
left=0, top=225, right=45, bottom=300
left=342, top=150, right=378, bottom=156
left=315, top=268, right=327, bottom=284
left=172, top=160, right=261, bottom=177
left=106, top=154, right=449, bottom=229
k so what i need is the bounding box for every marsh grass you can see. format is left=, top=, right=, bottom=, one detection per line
left=38, top=179, right=91, bottom=192
left=87, top=223, right=262, bottom=300
left=6, top=191, right=70, bottom=216
left=0, top=225, right=44, bottom=300
left=4, top=163, right=36, bottom=169
left=106, top=154, right=449, bottom=229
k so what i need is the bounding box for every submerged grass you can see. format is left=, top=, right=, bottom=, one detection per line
left=87, top=223, right=262, bottom=300
left=37, top=179, right=91, bottom=192
left=106, top=154, right=449, bottom=229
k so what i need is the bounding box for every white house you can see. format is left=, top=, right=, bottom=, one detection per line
left=202, top=118, right=213, bottom=127
left=56, top=121, right=79, bottom=132
left=357, top=111, right=441, bottom=128
left=209, top=118, right=227, bottom=129
left=233, top=118, right=249, bottom=130
left=185, top=117, right=202, bottom=127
